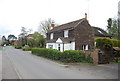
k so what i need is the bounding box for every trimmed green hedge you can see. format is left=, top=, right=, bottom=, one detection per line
left=31, top=48, right=92, bottom=63
left=60, top=50, right=85, bottom=63
left=95, top=37, right=120, bottom=49
left=111, top=39, right=120, bottom=47
left=95, top=37, right=113, bottom=50
left=32, top=48, right=61, bottom=60
left=15, top=45, right=22, bottom=49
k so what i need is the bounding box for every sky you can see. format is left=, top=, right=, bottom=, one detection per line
left=0, top=0, right=119, bottom=38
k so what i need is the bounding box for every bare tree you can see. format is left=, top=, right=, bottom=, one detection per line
left=39, top=18, right=56, bottom=37
left=18, top=27, right=32, bottom=46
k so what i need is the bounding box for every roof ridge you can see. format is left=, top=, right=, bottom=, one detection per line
left=74, top=18, right=86, bottom=27
left=48, top=18, right=86, bottom=33
left=55, top=18, right=84, bottom=28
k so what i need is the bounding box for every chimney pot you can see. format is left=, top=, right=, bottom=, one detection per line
left=85, top=13, right=87, bottom=19
left=51, top=24, right=54, bottom=29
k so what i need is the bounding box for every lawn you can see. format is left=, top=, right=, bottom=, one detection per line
left=0, top=47, right=3, bottom=50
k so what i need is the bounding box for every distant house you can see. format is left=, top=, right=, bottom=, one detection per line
left=46, top=14, right=110, bottom=51
left=11, top=40, right=18, bottom=45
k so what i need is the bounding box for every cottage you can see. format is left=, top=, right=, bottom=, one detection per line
left=46, top=15, right=109, bottom=51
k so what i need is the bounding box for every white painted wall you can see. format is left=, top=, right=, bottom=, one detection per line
left=56, top=38, right=62, bottom=43
left=46, top=43, right=57, bottom=49
left=64, top=42, right=75, bottom=50
left=46, top=38, right=75, bottom=51
left=71, top=42, right=75, bottom=50
left=46, top=41, right=75, bottom=52
left=64, top=43, right=71, bottom=50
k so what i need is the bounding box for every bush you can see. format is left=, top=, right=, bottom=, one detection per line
left=85, top=54, right=93, bottom=63
left=47, top=49, right=61, bottom=60
left=15, top=45, right=22, bottom=49
left=31, top=48, right=93, bottom=63
left=22, top=45, right=31, bottom=51
left=95, top=37, right=113, bottom=50
left=111, top=39, right=119, bottom=47
left=118, top=40, right=120, bottom=47
left=60, top=50, right=85, bottom=63
left=32, top=48, right=61, bottom=60
left=32, top=48, right=49, bottom=56
left=32, top=48, right=86, bottom=63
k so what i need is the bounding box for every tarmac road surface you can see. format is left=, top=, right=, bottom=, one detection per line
left=2, top=46, right=118, bottom=79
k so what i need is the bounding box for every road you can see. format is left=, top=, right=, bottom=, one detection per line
left=0, top=49, right=2, bottom=80
left=2, top=46, right=118, bottom=79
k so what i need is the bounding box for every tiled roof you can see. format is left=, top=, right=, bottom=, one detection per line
left=47, top=37, right=75, bottom=43
left=46, top=39, right=57, bottom=43
left=92, top=26, right=111, bottom=37
left=59, top=37, right=75, bottom=43
left=48, top=18, right=85, bottom=33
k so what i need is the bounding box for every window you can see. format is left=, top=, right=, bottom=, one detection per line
left=58, top=44, right=60, bottom=51
left=97, top=30, right=103, bottom=34
left=82, top=45, right=89, bottom=50
left=50, top=33, right=53, bottom=39
left=64, top=30, right=69, bottom=38
left=48, top=45, right=53, bottom=49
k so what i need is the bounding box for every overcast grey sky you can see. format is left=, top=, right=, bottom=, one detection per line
left=0, top=0, right=119, bottom=37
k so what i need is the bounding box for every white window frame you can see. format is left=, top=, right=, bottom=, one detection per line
left=82, top=45, right=89, bottom=50
left=50, top=33, right=53, bottom=39
left=64, top=30, right=69, bottom=38
left=48, top=45, right=53, bottom=49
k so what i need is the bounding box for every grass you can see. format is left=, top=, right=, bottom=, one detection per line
left=0, top=47, right=3, bottom=50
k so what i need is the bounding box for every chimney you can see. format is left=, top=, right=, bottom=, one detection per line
left=51, top=24, right=54, bottom=29
left=85, top=13, right=87, bottom=19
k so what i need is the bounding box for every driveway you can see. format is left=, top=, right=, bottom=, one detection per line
left=68, top=63, right=119, bottom=79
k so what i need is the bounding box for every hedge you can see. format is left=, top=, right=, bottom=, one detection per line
left=60, top=50, right=85, bottom=63
left=111, top=39, right=119, bottom=47
left=31, top=48, right=92, bottom=63
left=22, top=45, right=31, bottom=51
left=15, top=45, right=22, bottom=49
left=32, top=48, right=61, bottom=60
left=95, top=37, right=120, bottom=49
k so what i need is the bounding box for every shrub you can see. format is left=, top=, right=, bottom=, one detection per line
left=111, top=39, right=119, bottom=47
left=32, top=48, right=49, bottom=56
left=47, top=49, right=61, bottom=60
left=15, top=45, right=22, bottom=49
left=118, top=40, right=120, bottom=47
left=60, top=50, right=85, bottom=63
left=32, top=48, right=61, bottom=60
left=31, top=48, right=92, bottom=63
left=22, top=45, right=31, bottom=51
left=85, top=54, right=93, bottom=63
left=95, top=37, right=113, bottom=50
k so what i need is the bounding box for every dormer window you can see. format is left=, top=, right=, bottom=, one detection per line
left=64, top=30, right=69, bottom=38
left=50, top=33, right=53, bottom=39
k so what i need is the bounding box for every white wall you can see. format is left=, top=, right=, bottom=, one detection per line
left=46, top=42, right=75, bottom=52
left=64, top=42, right=75, bottom=50
left=46, top=43, right=57, bottom=49
left=71, top=42, right=75, bottom=50
left=64, top=43, right=71, bottom=50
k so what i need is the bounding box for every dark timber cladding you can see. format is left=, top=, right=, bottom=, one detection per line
left=74, top=19, right=94, bottom=50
